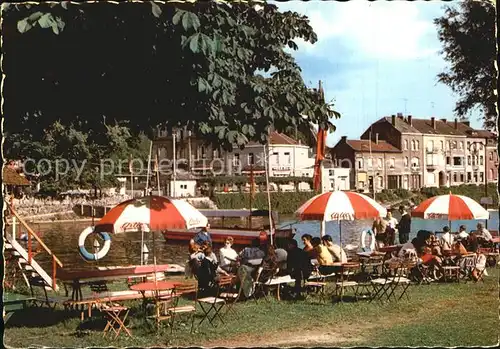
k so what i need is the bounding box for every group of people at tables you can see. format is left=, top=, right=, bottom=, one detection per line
left=393, top=222, right=493, bottom=281
left=184, top=224, right=349, bottom=300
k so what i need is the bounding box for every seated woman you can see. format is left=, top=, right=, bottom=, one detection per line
left=321, top=235, right=347, bottom=263
left=418, top=246, right=444, bottom=279
left=302, top=234, right=315, bottom=256
left=470, top=243, right=487, bottom=281
left=253, top=244, right=279, bottom=283
left=196, top=245, right=229, bottom=295
left=219, top=237, right=239, bottom=274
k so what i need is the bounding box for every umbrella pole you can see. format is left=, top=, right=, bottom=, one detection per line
left=140, top=229, right=144, bottom=266
left=320, top=220, right=326, bottom=238
left=339, top=220, right=343, bottom=261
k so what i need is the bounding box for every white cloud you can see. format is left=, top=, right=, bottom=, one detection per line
left=276, top=1, right=440, bottom=60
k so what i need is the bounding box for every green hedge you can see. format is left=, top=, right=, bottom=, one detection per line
left=213, top=191, right=316, bottom=214
left=420, top=183, right=498, bottom=206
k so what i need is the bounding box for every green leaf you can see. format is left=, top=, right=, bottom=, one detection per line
left=17, top=19, right=32, bottom=33
left=38, top=13, right=54, bottom=29
left=182, top=11, right=200, bottom=31
left=151, top=2, right=162, bottom=18
left=188, top=33, right=200, bottom=53
left=61, top=1, right=69, bottom=10
left=28, top=11, right=44, bottom=22
left=172, top=10, right=184, bottom=25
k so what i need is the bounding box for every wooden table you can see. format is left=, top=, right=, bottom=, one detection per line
left=3, top=293, right=35, bottom=324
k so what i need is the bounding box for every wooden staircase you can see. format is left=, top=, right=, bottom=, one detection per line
left=4, top=204, right=63, bottom=295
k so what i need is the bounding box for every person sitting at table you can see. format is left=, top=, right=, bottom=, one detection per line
left=451, top=240, right=468, bottom=256
left=398, top=238, right=417, bottom=258
left=476, top=223, right=493, bottom=246
left=470, top=242, right=488, bottom=281
left=418, top=246, right=444, bottom=279
left=239, top=238, right=265, bottom=265
left=311, top=237, right=337, bottom=276
left=191, top=223, right=212, bottom=247
left=301, top=234, right=314, bottom=255
left=219, top=236, right=239, bottom=274
left=321, top=235, right=347, bottom=263
left=286, top=238, right=312, bottom=299
left=204, top=245, right=230, bottom=276
left=440, top=226, right=454, bottom=252
left=427, top=233, right=442, bottom=256
left=457, top=225, right=469, bottom=241
left=253, top=244, right=279, bottom=284
left=274, top=246, right=288, bottom=276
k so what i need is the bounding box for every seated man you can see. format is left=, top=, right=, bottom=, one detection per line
left=321, top=235, right=347, bottom=263
left=286, top=239, right=312, bottom=298
left=398, top=238, right=417, bottom=258
left=311, top=237, right=337, bottom=275
left=440, top=226, right=454, bottom=252
left=457, top=225, right=469, bottom=241
left=239, top=238, right=265, bottom=265
left=476, top=223, right=493, bottom=245
left=191, top=224, right=212, bottom=247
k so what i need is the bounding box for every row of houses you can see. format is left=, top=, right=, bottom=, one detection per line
left=153, top=113, right=498, bottom=195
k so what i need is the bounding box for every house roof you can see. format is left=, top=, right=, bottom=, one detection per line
left=375, top=117, right=421, bottom=134
left=2, top=167, right=31, bottom=186
left=346, top=140, right=401, bottom=153
left=465, top=129, right=497, bottom=139
left=247, top=131, right=300, bottom=146
left=410, top=118, right=465, bottom=136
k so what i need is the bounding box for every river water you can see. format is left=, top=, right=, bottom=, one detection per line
left=26, top=211, right=498, bottom=271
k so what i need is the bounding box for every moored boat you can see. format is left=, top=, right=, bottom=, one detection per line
left=161, top=209, right=294, bottom=245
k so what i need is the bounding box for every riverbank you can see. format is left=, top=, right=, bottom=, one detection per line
left=4, top=267, right=498, bottom=347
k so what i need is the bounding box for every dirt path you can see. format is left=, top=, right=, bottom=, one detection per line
left=205, top=298, right=463, bottom=347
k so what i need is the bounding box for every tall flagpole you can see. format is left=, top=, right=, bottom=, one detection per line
left=264, top=130, right=274, bottom=246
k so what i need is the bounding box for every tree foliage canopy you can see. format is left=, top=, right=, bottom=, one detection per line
left=434, top=0, right=497, bottom=131
left=2, top=0, right=339, bottom=157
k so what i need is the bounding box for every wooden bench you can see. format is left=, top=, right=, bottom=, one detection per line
left=63, top=289, right=174, bottom=320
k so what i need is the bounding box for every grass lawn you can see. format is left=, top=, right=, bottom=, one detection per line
left=3, top=267, right=498, bottom=347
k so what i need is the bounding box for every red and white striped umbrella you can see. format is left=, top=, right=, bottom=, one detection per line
left=412, top=194, right=489, bottom=220
left=94, top=196, right=208, bottom=234
left=296, top=191, right=387, bottom=221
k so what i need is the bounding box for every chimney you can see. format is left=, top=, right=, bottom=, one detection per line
left=341, top=136, right=347, bottom=142
left=397, top=112, right=403, bottom=119
left=462, top=121, right=470, bottom=126
left=407, top=115, right=413, bottom=126
left=375, top=133, right=379, bottom=144
left=454, top=118, right=458, bottom=129
left=431, top=117, right=436, bottom=129
left=441, top=118, right=447, bottom=123
left=391, top=115, right=396, bottom=126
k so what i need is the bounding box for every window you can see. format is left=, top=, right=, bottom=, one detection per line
left=233, top=153, right=240, bottom=165
left=416, top=141, right=420, bottom=150
left=284, top=152, right=291, bottom=164
left=479, top=143, right=484, bottom=150
left=453, top=172, right=458, bottom=182
left=468, top=156, right=471, bottom=165
left=467, top=172, right=472, bottom=182
left=248, top=153, right=255, bottom=165
left=404, top=140, right=408, bottom=150
left=446, top=141, right=451, bottom=150
left=358, top=181, right=365, bottom=188
left=440, top=141, right=444, bottom=150
left=357, top=158, right=363, bottom=170
left=377, top=176, right=383, bottom=188
left=479, top=172, right=484, bottom=182
left=411, top=157, right=419, bottom=168
left=490, top=152, right=493, bottom=161
left=367, top=158, right=373, bottom=168
left=426, top=154, right=433, bottom=165
left=427, top=141, right=434, bottom=151
left=453, top=157, right=463, bottom=166
left=460, top=173, right=464, bottom=182
left=404, top=157, right=409, bottom=167
left=459, top=141, right=464, bottom=150
left=389, top=158, right=395, bottom=168
left=479, top=156, right=484, bottom=165
left=411, top=140, right=416, bottom=151
left=473, top=172, right=478, bottom=182
left=452, top=141, right=457, bottom=149
left=377, top=158, right=383, bottom=168
left=446, top=157, right=450, bottom=165
left=272, top=152, right=279, bottom=165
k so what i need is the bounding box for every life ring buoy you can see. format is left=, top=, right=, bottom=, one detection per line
left=78, top=226, right=111, bottom=261
left=360, top=229, right=376, bottom=251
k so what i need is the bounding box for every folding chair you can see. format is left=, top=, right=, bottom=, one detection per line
left=368, top=273, right=393, bottom=304
left=252, top=267, right=279, bottom=303
left=197, top=278, right=227, bottom=328
left=166, top=282, right=198, bottom=333
left=218, top=275, right=242, bottom=319
left=304, top=280, right=328, bottom=303
left=334, top=263, right=360, bottom=303
left=386, top=261, right=415, bottom=302
left=101, top=303, right=132, bottom=339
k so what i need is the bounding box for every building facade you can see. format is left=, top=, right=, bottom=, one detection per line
left=332, top=114, right=498, bottom=191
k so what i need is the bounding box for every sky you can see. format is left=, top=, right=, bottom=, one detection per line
left=271, top=0, right=483, bottom=147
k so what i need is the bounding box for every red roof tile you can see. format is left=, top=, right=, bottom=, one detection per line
left=2, top=167, right=31, bottom=186
left=346, top=140, right=401, bottom=153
